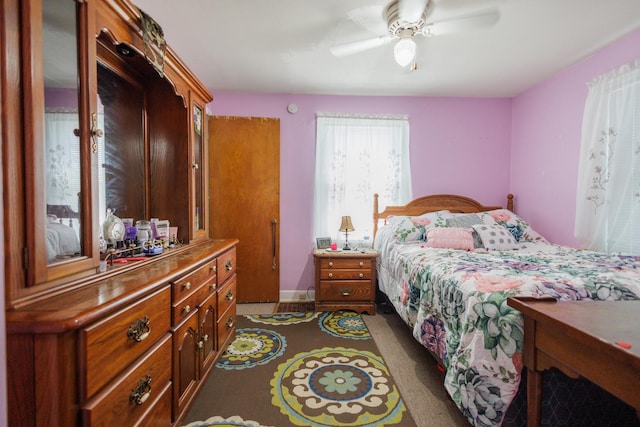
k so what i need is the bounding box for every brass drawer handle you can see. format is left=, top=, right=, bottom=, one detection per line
left=359, top=261, right=364, bottom=267
left=184, top=305, right=191, bottom=313
left=340, top=288, right=352, bottom=296
left=225, top=260, right=233, bottom=271
left=127, top=316, right=151, bottom=342
left=211, top=283, right=217, bottom=291
left=328, top=273, right=333, bottom=278
left=359, top=273, right=364, bottom=278
left=130, top=375, right=152, bottom=405
left=197, top=340, right=204, bottom=349
left=328, top=261, right=334, bottom=267
left=183, top=282, right=191, bottom=290
left=225, top=290, right=234, bottom=301
left=203, top=334, right=209, bottom=342
left=226, top=316, right=234, bottom=328
left=211, top=265, right=216, bottom=272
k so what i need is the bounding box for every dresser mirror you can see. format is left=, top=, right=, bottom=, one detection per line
left=43, top=0, right=162, bottom=265
left=97, top=62, right=147, bottom=227
left=193, top=103, right=205, bottom=232
left=43, top=0, right=149, bottom=265
left=43, top=0, right=84, bottom=264
left=13, top=0, right=206, bottom=293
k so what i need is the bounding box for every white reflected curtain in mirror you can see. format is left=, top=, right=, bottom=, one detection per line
left=45, top=109, right=81, bottom=211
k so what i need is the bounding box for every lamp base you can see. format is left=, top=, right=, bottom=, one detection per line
left=342, top=245, right=351, bottom=250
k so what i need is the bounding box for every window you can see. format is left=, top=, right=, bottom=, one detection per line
left=575, top=60, right=640, bottom=255
left=313, top=113, right=412, bottom=245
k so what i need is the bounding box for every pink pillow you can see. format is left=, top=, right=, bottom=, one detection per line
left=425, top=227, right=474, bottom=251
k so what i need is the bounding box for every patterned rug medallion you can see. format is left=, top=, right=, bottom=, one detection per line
left=183, top=311, right=416, bottom=427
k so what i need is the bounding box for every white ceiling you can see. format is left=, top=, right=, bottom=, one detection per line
left=132, top=0, right=640, bottom=98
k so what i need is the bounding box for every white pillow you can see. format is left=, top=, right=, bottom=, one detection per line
left=484, top=209, right=548, bottom=243
left=471, top=224, right=519, bottom=251
left=388, top=210, right=453, bottom=243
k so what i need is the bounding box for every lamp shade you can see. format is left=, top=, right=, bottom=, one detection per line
left=394, top=36, right=416, bottom=67
left=339, top=216, right=355, bottom=232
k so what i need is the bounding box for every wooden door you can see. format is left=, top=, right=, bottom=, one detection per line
left=208, top=116, right=280, bottom=303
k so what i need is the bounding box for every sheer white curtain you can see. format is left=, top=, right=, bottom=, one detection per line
left=44, top=109, right=81, bottom=209
left=575, top=59, right=640, bottom=255
left=45, top=108, right=106, bottom=224
left=313, top=113, right=412, bottom=244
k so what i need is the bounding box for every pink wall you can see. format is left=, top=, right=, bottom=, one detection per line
left=208, top=94, right=512, bottom=293
left=511, top=28, right=640, bottom=247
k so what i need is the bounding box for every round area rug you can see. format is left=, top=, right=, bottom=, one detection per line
left=183, top=415, right=272, bottom=427
left=216, top=328, right=286, bottom=370
left=270, top=346, right=407, bottom=427
left=246, top=312, right=320, bottom=325
left=318, top=311, right=371, bottom=340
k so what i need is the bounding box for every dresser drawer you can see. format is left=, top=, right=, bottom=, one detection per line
left=80, top=286, right=171, bottom=400
left=173, top=283, right=209, bottom=325
left=217, top=275, right=236, bottom=319
left=134, top=381, right=172, bottom=427
left=217, top=247, right=236, bottom=285
left=318, top=280, right=373, bottom=301
left=320, top=258, right=370, bottom=269
left=320, top=269, right=371, bottom=280
left=81, top=334, right=172, bottom=426
left=217, top=304, right=236, bottom=350
left=172, top=259, right=217, bottom=302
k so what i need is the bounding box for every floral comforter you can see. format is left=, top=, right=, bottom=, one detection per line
left=375, top=234, right=640, bottom=426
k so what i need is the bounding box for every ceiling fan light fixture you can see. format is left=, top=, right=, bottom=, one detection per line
left=394, top=35, right=416, bottom=67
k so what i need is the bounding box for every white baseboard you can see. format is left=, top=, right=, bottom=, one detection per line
left=280, top=289, right=315, bottom=302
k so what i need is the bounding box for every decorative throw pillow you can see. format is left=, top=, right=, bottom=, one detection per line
left=446, top=213, right=483, bottom=228
left=446, top=213, right=496, bottom=248
left=471, top=224, right=520, bottom=251
left=425, top=227, right=474, bottom=251
left=484, top=209, right=548, bottom=243
left=389, top=211, right=453, bottom=243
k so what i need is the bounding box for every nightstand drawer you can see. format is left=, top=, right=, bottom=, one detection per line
left=320, top=269, right=371, bottom=280
left=314, top=249, right=378, bottom=315
left=318, top=280, right=373, bottom=301
left=320, top=258, right=370, bottom=269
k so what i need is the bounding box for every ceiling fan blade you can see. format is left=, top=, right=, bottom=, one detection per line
left=423, top=9, right=499, bottom=37
left=346, top=5, right=388, bottom=35
left=330, top=35, right=393, bottom=57
left=398, top=0, right=430, bottom=23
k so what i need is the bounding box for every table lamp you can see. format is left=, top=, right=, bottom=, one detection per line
left=339, top=216, right=355, bottom=250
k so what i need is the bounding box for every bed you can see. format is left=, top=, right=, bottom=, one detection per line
left=372, top=193, right=640, bottom=426
left=46, top=204, right=81, bottom=262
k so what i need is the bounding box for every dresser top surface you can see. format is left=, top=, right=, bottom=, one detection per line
left=7, top=239, right=238, bottom=333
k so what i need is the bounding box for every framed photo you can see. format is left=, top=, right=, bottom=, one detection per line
left=316, top=237, right=332, bottom=249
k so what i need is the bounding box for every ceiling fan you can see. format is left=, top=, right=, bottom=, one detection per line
left=330, top=0, right=500, bottom=69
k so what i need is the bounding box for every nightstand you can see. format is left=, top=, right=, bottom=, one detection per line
left=313, top=248, right=378, bottom=315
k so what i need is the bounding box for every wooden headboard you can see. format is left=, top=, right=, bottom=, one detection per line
left=373, top=193, right=514, bottom=239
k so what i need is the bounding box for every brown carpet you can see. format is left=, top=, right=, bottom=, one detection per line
left=182, top=311, right=417, bottom=427
left=273, top=301, right=315, bottom=313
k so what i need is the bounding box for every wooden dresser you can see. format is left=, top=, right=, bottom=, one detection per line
left=313, top=248, right=378, bottom=314
left=6, top=239, right=238, bottom=427
left=2, top=0, right=233, bottom=425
